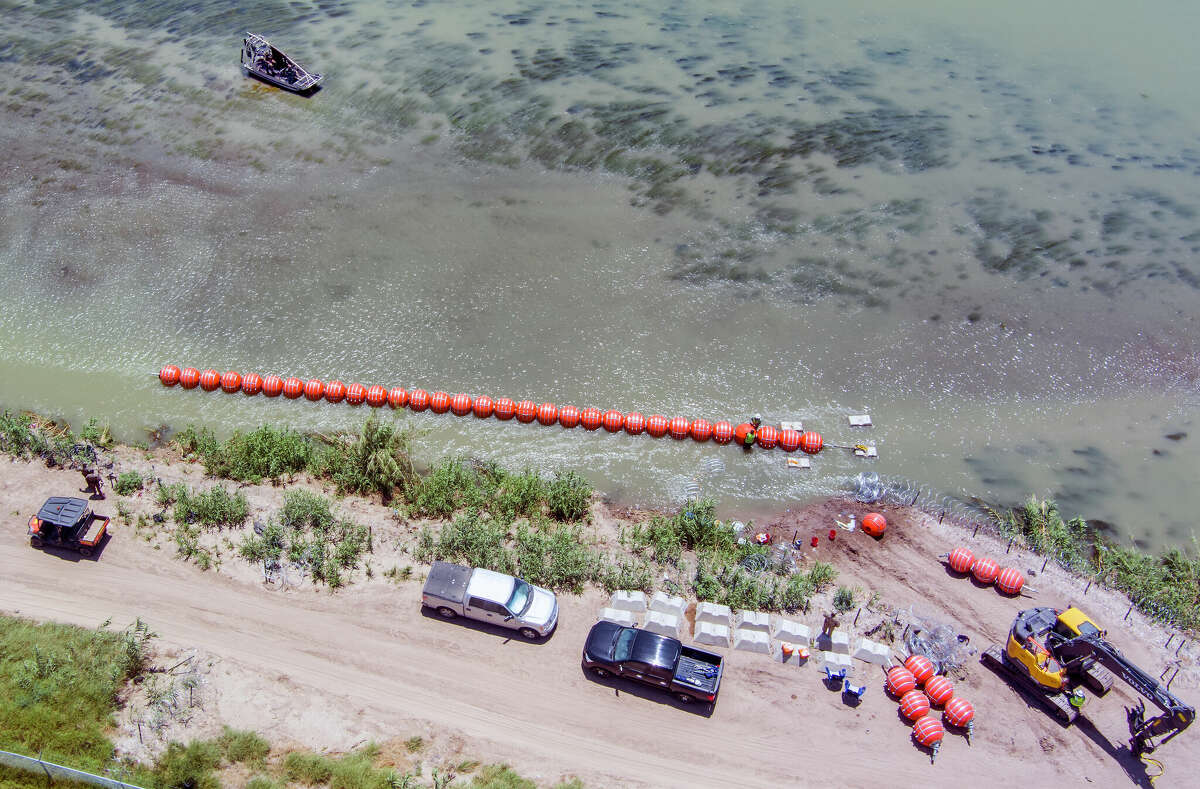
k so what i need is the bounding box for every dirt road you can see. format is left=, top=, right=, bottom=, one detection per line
left=2, top=459, right=1195, bottom=787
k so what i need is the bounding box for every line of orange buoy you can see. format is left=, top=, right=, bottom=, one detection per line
left=156, top=364, right=827, bottom=453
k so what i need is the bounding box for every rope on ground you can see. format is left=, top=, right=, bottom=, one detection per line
left=1140, top=753, right=1163, bottom=785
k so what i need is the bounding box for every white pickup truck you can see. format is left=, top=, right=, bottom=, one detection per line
left=421, top=561, right=559, bottom=640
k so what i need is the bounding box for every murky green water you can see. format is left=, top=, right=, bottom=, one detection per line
left=2, top=0, right=1198, bottom=550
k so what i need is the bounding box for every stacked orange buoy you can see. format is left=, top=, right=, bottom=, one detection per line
left=944, top=696, right=976, bottom=742
left=913, top=715, right=946, bottom=763
left=885, top=666, right=917, bottom=697
left=890, top=655, right=959, bottom=764
left=944, top=547, right=1027, bottom=597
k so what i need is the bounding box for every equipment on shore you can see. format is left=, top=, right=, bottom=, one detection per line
left=982, top=606, right=1194, bottom=757
left=27, top=497, right=108, bottom=557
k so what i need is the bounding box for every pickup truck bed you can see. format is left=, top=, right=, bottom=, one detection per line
left=78, top=515, right=108, bottom=546
left=675, top=646, right=722, bottom=694
left=423, top=561, right=472, bottom=603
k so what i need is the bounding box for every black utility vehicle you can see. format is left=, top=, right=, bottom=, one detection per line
left=28, top=497, right=108, bottom=557
left=582, top=621, right=724, bottom=705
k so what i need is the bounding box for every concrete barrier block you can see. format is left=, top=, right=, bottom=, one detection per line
left=734, top=629, right=771, bottom=654
left=852, top=637, right=892, bottom=665
left=598, top=607, right=636, bottom=627
left=643, top=610, right=682, bottom=639
left=774, top=619, right=812, bottom=645
left=609, top=590, right=647, bottom=613
left=830, top=629, right=851, bottom=654
left=649, top=591, right=686, bottom=619
left=695, top=602, right=732, bottom=628
left=737, top=610, right=771, bottom=633
left=821, top=651, right=853, bottom=674
left=694, top=621, right=731, bottom=648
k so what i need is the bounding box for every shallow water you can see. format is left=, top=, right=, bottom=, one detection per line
left=1, top=0, right=1198, bottom=550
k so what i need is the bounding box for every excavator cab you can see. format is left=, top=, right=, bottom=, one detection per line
left=1005, top=607, right=1068, bottom=690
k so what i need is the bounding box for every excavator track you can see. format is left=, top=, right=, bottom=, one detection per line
left=982, top=645, right=1078, bottom=725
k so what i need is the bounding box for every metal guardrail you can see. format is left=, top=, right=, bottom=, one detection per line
left=0, top=750, right=146, bottom=789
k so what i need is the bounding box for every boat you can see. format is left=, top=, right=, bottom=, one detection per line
left=241, top=32, right=323, bottom=93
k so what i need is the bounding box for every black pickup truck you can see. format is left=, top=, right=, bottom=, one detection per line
left=582, top=621, right=724, bottom=705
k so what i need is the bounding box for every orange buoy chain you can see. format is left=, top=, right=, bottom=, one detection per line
left=157, top=365, right=851, bottom=453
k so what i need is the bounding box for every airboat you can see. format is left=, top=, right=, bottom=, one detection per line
left=241, top=32, right=323, bottom=93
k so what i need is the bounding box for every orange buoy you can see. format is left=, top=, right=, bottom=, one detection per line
left=886, top=666, right=917, bottom=697
left=283, top=377, right=304, bottom=399
left=158, top=364, right=181, bottom=386
left=913, top=715, right=945, bottom=762
left=971, top=556, right=1000, bottom=584
left=925, top=675, right=954, bottom=707
left=220, top=371, right=242, bottom=393
left=905, top=655, right=936, bottom=687
left=862, top=512, right=887, bottom=537
left=799, top=431, right=823, bottom=454
left=623, top=411, right=645, bottom=434
left=345, top=383, right=367, bottom=406
left=712, top=421, right=734, bottom=444
left=325, top=380, right=347, bottom=404
left=602, top=409, right=624, bottom=432
left=580, top=407, right=603, bottom=430
left=646, top=414, right=669, bottom=437
left=472, top=394, right=493, bottom=418
left=756, top=425, right=779, bottom=449
left=514, top=399, right=536, bottom=422
left=734, top=422, right=754, bottom=446
left=241, top=372, right=262, bottom=396
left=559, top=405, right=580, bottom=428
left=492, top=397, right=514, bottom=420
left=449, top=393, right=473, bottom=416
left=778, top=428, right=801, bottom=452
left=944, top=696, right=975, bottom=739
left=900, top=690, right=931, bottom=721
left=537, top=402, right=558, bottom=425
left=996, top=567, right=1025, bottom=596
left=947, top=546, right=974, bottom=574
left=668, top=416, right=690, bottom=439
left=199, top=369, right=221, bottom=392
left=409, top=389, right=431, bottom=412
left=429, top=391, right=450, bottom=413
left=366, top=385, right=388, bottom=408
left=304, top=378, right=325, bottom=401
left=262, top=374, right=284, bottom=397
left=388, top=387, right=409, bottom=409
left=690, top=418, right=712, bottom=442
left=179, top=367, right=200, bottom=389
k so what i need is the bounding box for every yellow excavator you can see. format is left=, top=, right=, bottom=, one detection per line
left=982, top=606, right=1194, bottom=756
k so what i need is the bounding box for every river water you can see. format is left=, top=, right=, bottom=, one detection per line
left=2, top=0, right=1198, bottom=550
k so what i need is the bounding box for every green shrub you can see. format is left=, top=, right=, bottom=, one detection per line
left=211, top=425, right=314, bottom=483
left=284, top=752, right=334, bottom=785
left=154, top=740, right=221, bottom=789
left=832, top=585, right=857, bottom=613
left=156, top=481, right=186, bottom=508
left=546, top=471, right=592, bottom=521
left=420, top=510, right=516, bottom=575
left=321, top=416, right=419, bottom=499
left=492, top=469, right=547, bottom=522
left=238, top=520, right=287, bottom=563
left=469, top=764, right=537, bottom=789
left=412, top=458, right=489, bottom=517
left=0, top=409, right=35, bottom=456
left=219, top=726, right=270, bottom=765
left=514, top=523, right=597, bottom=593
left=175, top=424, right=221, bottom=463
left=280, top=489, right=335, bottom=532
left=79, top=417, right=113, bottom=448
left=597, top=556, right=653, bottom=593
left=173, top=486, right=249, bottom=529
left=246, top=777, right=283, bottom=789
left=113, top=471, right=144, bottom=496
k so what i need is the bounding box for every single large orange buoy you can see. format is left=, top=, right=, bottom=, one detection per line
left=325, top=380, right=347, bottom=404
left=668, top=416, right=690, bottom=439
left=346, top=383, right=367, bottom=406
left=366, top=385, right=388, bottom=407
left=159, top=364, right=181, bottom=386
left=537, top=402, right=558, bottom=425
left=262, top=374, right=284, bottom=397
left=220, top=371, right=242, bottom=393
left=430, top=391, right=451, bottom=414
left=862, top=512, right=887, bottom=537
left=971, top=556, right=1000, bottom=584
left=756, top=425, right=779, bottom=449
left=905, top=655, right=936, bottom=687
left=410, top=389, right=431, bottom=412
left=623, top=411, right=645, bottom=434
left=199, top=369, right=221, bottom=392
left=996, top=567, right=1025, bottom=596
left=886, top=666, right=917, bottom=697
left=602, top=409, right=624, bottom=432
left=799, top=431, right=823, bottom=454
left=690, top=418, right=712, bottom=442
left=712, top=421, right=734, bottom=444
left=913, top=715, right=945, bottom=762
left=472, top=394, right=493, bottom=418
left=947, top=547, right=974, bottom=574
left=492, top=397, right=514, bottom=419
left=515, top=399, right=536, bottom=422
left=304, top=378, right=325, bottom=401
left=283, top=377, right=304, bottom=399
left=180, top=367, right=201, bottom=389
left=241, top=372, right=263, bottom=396
left=944, top=696, right=975, bottom=741
left=558, top=404, right=580, bottom=428
left=925, top=675, right=954, bottom=707
left=778, top=428, right=801, bottom=452
left=580, top=407, right=603, bottom=430
left=900, top=690, right=931, bottom=721
left=646, top=414, right=669, bottom=437
left=388, top=387, right=409, bottom=409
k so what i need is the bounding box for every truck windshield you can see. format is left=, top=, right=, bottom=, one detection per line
left=613, top=628, right=638, bottom=662
left=507, top=580, right=533, bottom=615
